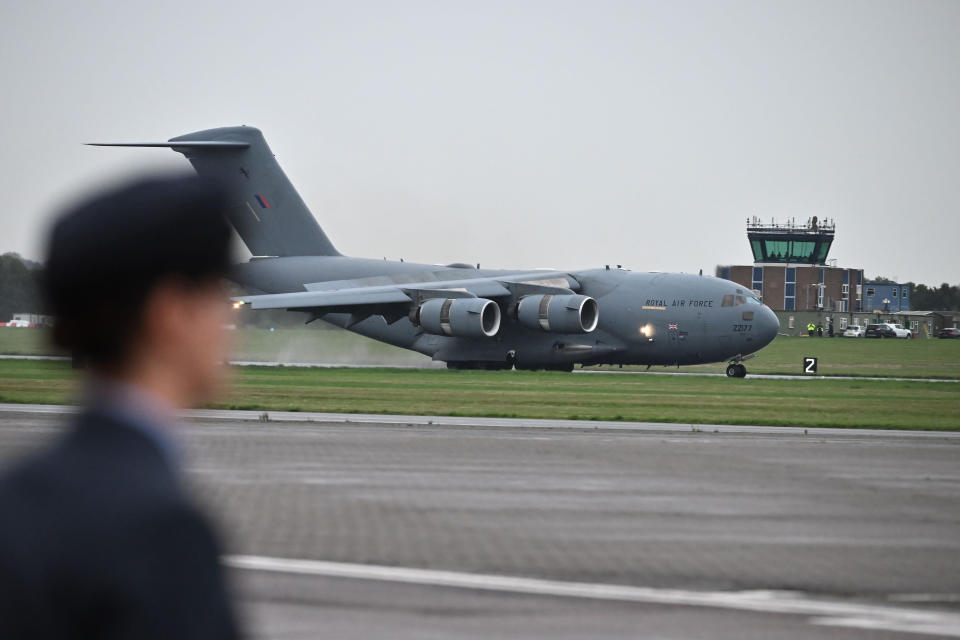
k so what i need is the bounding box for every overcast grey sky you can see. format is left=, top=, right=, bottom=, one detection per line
left=1, top=1, right=957, bottom=283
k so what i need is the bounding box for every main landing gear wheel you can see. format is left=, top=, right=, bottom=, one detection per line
left=726, top=364, right=747, bottom=378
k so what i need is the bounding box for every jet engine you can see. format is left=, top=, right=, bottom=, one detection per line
left=515, top=294, right=599, bottom=333
left=415, top=298, right=501, bottom=338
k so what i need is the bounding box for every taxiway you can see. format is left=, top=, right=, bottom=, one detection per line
left=0, top=405, right=957, bottom=638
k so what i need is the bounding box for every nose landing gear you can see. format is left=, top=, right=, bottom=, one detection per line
left=725, top=353, right=756, bottom=378
left=725, top=363, right=747, bottom=378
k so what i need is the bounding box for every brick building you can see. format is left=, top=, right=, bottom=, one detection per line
left=717, top=217, right=864, bottom=313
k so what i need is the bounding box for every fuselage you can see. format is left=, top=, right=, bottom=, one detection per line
left=231, top=256, right=779, bottom=369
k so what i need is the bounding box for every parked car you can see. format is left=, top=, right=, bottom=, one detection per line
left=886, top=323, right=913, bottom=338
left=938, top=327, right=960, bottom=339
left=864, top=323, right=896, bottom=338
left=842, top=325, right=864, bottom=337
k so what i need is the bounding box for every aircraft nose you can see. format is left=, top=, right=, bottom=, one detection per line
left=758, top=305, right=779, bottom=345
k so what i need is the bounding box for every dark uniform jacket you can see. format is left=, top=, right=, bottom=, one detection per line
left=0, top=408, right=240, bottom=639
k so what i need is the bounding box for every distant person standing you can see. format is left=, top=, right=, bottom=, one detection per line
left=0, top=176, right=241, bottom=639
left=807, top=322, right=816, bottom=337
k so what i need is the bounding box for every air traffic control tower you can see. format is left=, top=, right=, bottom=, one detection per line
left=717, top=217, right=864, bottom=314
left=746, top=216, right=835, bottom=264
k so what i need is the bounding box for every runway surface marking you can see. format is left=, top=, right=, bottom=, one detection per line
left=224, top=554, right=960, bottom=637
left=3, top=402, right=958, bottom=438
left=1, top=354, right=956, bottom=382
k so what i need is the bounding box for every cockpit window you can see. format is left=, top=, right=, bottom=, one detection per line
left=723, top=293, right=762, bottom=307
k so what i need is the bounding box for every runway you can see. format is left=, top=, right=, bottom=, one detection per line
left=2, top=354, right=956, bottom=383
left=1, top=405, right=958, bottom=638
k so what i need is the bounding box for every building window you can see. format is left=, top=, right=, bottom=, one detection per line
left=840, top=317, right=848, bottom=330
left=752, top=266, right=763, bottom=296
left=784, top=267, right=796, bottom=311
left=866, top=287, right=875, bottom=297
left=788, top=316, right=795, bottom=329
left=902, top=287, right=908, bottom=297
left=842, top=283, right=849, bottom=295
left=892, top=288, right=898, bottom=297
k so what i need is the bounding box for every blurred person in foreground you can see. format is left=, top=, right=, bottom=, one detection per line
left=0, top=175, right=241, bottom=639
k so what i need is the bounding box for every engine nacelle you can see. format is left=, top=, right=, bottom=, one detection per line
left=516, top=294, right=599, bottom=334
left=416, top=298, right=501, bottom=338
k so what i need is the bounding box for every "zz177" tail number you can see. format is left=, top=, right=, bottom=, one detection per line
left=732, top=324, right=752, bottom=332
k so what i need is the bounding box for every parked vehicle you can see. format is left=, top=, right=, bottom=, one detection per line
left=864, top=323, right=896, bottom=338
left=886, top=323, right=913, bottom=338
left=938, top=327, right=960, bottom=339
left=842, top=325, right=864, bottom=337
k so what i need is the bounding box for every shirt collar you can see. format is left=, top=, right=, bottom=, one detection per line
left=84, top=378, right=181, bottom=468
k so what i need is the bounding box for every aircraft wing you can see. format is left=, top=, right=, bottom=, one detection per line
left=234, top=285, right=486, bottom=311
left=233, top=272, right=579, bottom=315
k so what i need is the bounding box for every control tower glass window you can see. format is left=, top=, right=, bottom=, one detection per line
left=754, top=239, right=822, bottom=262
left=747, top=218, right=835, bottom=265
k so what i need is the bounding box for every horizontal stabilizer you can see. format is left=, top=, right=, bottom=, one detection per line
left=85, top=141, right=250, bottom=149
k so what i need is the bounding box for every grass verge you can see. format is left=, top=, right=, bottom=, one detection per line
left=1, top=360, right=957, bottom=431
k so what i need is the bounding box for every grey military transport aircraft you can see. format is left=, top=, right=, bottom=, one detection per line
left=92, top=126, right=778, bottom=376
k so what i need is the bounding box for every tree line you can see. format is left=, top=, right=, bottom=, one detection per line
left=0, top=252, right=301, bottom=327
left=907, top=283, right=960, bottom=311
left=0, top=253, right=44, bottom=322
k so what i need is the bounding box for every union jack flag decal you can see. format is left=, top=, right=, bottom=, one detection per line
left=668, top=323, right=678, bottom=330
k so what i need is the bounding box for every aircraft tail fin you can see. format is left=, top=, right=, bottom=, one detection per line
left=89, top=126, right=339, bottom=257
